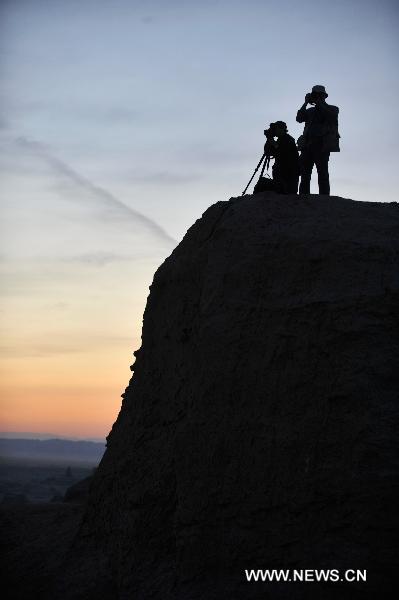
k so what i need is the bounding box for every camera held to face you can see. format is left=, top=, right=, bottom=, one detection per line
left=264, top=123, right=278, bottom=139
left=306, top=88, right=327, bottom=105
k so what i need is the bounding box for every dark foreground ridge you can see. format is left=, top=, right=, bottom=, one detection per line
left=3, top=193, right=399, bottom=599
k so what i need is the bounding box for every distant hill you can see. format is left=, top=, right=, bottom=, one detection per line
left=0, top=438, right=106, bottom=464
left=0, top=431, right=105, bottom=442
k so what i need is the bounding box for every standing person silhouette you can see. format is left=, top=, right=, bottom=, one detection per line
left=296, top=85, right=340, bottom=195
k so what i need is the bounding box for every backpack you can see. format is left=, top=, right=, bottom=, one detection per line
left=297, top=105, right=341, bottom=153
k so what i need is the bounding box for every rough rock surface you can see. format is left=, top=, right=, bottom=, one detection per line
left=0, top=502, right=84, bottom=600
left=54, top=193, right=398, bottom=599
left=63, top=474, right=93, bottom=504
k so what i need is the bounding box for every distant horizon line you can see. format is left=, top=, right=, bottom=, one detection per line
left=0, top=431, right=106, bottom=443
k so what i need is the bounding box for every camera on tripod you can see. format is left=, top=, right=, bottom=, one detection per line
left=241, top=126, right=276, bottom=195
left=264, top=122, right=278, bottom=140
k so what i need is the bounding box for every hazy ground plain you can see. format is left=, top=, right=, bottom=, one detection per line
left=0, top=456, right=97, bottom=504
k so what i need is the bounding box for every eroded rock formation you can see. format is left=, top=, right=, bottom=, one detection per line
left=55, top=193, right=399, bottom=599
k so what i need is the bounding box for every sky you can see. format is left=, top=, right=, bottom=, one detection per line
left=1, top=0, right=398, bottom=440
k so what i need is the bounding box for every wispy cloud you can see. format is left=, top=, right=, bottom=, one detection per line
left=127, top=170, right=201, bottom=185
left=59, top=252, right=136, bottom=266
left=0, top=333, right=135, bottom=358
left=0, top=96, right=142, bottom=125
left=141, top=15, right=155, bottom=25
left=179, top=142, right=249, bottom=167
left=14, top=136, right=176, bottom=246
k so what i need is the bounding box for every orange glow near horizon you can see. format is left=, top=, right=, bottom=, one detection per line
left=0, top=255, right=164, bottom=441
left=0, top=341, right=138, bottom=439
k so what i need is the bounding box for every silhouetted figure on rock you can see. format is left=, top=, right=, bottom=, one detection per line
left=252, top=121, right=299, bottom=194
left=296, top=85, right=340, bottom=195
left=266, top=121, right=300, bottom=194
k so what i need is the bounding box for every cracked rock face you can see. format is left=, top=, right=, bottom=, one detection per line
left=60, top=194, right=399, bottom=599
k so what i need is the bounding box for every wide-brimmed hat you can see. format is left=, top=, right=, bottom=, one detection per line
left=312, top=85, right=328, bottom=97
left=273, top=121, right=287, bottom=131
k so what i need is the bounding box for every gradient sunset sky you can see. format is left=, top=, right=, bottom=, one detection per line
left=1, top=0, right=398, bottom=440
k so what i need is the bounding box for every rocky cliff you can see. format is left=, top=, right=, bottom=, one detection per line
left=55, top=193, right=399, bottom=599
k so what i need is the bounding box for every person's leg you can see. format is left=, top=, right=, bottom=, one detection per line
left=299, top=150, right=314, bottom=194
left=290, top=176, right=299, bottom=194
left=315, top=152, right=330, bottom=194
left=272, top=165, right=283, bottom=193
left=285, top=177, right=298, bottom=194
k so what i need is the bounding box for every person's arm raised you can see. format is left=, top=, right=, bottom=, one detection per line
left=296, top=94, right=311, bottom=123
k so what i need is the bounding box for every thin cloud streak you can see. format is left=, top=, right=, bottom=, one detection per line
left=127, top=170, right=201, bottom=184
left=14, top=136, right=176, bottom=246
left=59, top=252, right=143, bottom=266
left=0, top=335, right=135, bottom=358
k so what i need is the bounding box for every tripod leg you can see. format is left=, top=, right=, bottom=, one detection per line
left=259, top=156, right=267, bottom=178
left=242, top=153, right=266, bottom=195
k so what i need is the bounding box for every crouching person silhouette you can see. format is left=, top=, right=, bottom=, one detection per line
left=296, top=85, right=340, bottom=195
left=265, top=121, right=300, bottom=194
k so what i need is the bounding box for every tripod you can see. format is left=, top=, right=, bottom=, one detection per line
left=241, top=152, right=272, bottom=196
